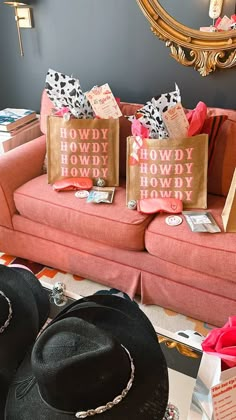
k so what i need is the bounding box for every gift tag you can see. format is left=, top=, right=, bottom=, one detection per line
left=165, top=215, right=183, bottom=226
left=211, top=372, right=236, bottom=420
left=75, top=190, right=89, bottom=198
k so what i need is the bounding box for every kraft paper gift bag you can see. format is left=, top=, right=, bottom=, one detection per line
left=221, top=168, right=236, bottom=232
left=47, top=115, right=119, bottom=186
left=126, top=134, right=208, bottom=209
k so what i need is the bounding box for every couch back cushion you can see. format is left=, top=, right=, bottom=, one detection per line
left=207, top=107, right=236, bottom=122
left=118, top=102, right=143, bottom=177
left=40, top=90, right=54, bottom=134
left=207, top=108, right=236, bottom=197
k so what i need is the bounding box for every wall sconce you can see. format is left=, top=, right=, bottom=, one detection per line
left=4, top=1, right=33, bottom=57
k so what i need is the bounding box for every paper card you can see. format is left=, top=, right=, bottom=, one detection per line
left=211, top=373, right=236, bottom=419
left=85, top=83, right=122, bottom=119
left=200, top=26, right=217, bottom=32
left=216, top=15, right=232, bottom=30
left=162, top=103, right=189, bottom=138
left=221, top=168, right=236, bottom=232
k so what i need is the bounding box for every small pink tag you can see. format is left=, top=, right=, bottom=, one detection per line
left=86, top=84, right=122, bottom=119
left=162, top=103, right=189, bottom=138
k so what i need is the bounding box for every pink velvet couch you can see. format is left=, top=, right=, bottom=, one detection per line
left=0, top=92, right=236, bottom=327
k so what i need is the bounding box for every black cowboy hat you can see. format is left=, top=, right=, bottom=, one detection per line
left=0, top=265, right=49, bottom=417
left=50, top=293, right=158, bottom=339
left=8, top=266, right=50, bottom=330
left=5, top=295, right=169, bottom=419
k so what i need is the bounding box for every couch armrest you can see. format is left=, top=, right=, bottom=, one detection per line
left=0, top=135, right=46, bottom=228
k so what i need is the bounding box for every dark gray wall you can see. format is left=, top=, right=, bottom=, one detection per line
left=0, top=0, right=235, bottom=112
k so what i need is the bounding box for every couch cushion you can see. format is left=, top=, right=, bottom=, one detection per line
left=14, top=175, right=152, bottom=251
left=145, top=194, right=236, bottom=282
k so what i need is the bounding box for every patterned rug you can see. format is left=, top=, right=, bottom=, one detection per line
left=0, top=252, right=215, bottom=336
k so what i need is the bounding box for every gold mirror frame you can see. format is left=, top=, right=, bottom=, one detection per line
left=137, top=0, right=236, bottom=76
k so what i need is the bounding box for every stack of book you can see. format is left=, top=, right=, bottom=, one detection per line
left=0, top=108, right=41, bottom=154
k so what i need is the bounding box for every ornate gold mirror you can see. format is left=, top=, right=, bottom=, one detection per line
left=136, top=0, right=236, bottom=76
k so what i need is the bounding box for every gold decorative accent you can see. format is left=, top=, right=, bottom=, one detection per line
left=136, top=0, right=236, bottom=76
left=158, top=336, right=201, bottom=359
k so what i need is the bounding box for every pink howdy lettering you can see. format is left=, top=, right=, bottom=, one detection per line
left=150, top=164, right=158, bottom=175
left=71, top=167, right=78, bottom=177
left=150, top=178, right=158, bottom=187
left=92, top=156, right=100, bottom=165
left=78, top=143, right=90, bottom=153
left=70, top=155, right=78, bottom=165
left=174, top=191, right=183, bottom=200
left=61, top=154, right=68, bottom=164
left=185, top=162, right=193, bottom=174
left=159, top=191, right=172, bottom=198
left=92, top=143, right=100, bottom=153
left=61, top=141, right=68, bottom=152
left=174, top=178, right=183, bottom=188
left=175, top=164, right=184, bottom=174
left=159, top=149, right=172, bottom=161
left=140, top=163, right=148, bottom=174
left=150, top=150, right=157, bottom=161
left=79, top=155, right=90, bottom=165
left=92, top=168, right=100, bottom=177
left=60, top=128, right=68, bottom=138
left=186, top=148, right=194, bottom=160
left=140, top=177, right=149, bottom=187
left=70, top=142, right=77, bottom=153
left=101, top=143, right=108, bottom=153
left=61, top=167, right=69, bottom=176
left=92, top=129, right=100, bottom=140
left=59, top=128, right=109, bottom=140
left=70, top=129, right=77, bottom=140
left=159, top=165, right=172, bottom=175
left=77, top=129, right=90, bottom=140
left=78, top=168, right=90, bottom=177
left=101, top=168, right=108, bottom=178
left=140, top=149, right=148, bottom=160
left=101, top=156, right=108, bottom=165
left=159, top=178, right=172, bottom=188
left=150, top=190, right=159, bottom=198
left=185, top=177, right=193, bottom=188
left=77, top=168, right=108, bottom=178
left=174, top=149, right=184, bottom=160
left=140, top=189, right=149, bottom=199
left=101, top=129, right=109, bottom=139
left=185, top=191, right=193, bottom=201
left=75, top=142, right=108, bottom=153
